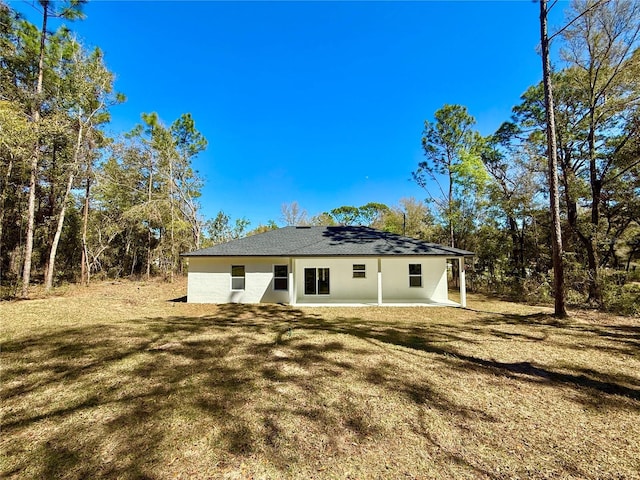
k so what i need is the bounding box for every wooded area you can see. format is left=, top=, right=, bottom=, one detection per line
left=0, top=1, right=638, bottom=314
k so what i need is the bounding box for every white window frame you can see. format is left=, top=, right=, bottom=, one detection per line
left=273, top=265, right=288, bottom=291
left=304, top=267, right=330, bottom=295
left=231, top=265, right=245, bottom=290
left=353, top=263, right=366, bottom=278
left=409, top=263, right=422, bottom=287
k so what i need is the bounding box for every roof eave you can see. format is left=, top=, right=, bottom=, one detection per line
left=181, top=252, right=474, bottom=258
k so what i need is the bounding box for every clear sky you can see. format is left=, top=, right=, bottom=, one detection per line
left=11, top=0, right=567, bottom=228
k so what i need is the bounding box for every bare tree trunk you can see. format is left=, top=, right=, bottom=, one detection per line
left=561, top=154, right=601, bottom=302
left=146, top=165, right=152, bottom=280
left=540, top=0, right=567, bottom=318
left=194, top=223, right=200, bottom=250
left=627, top=244, right=639, bottom=272
left=586, top=116, right=603, bottom=305
left=169, top=155, right=175, bottom=283
left=21, top=2, right=49, bottom=298
left=44, top=121, right=83, bottom=291
left=44, top=166, right=75, bottom=291
left=448, top=168, right=454, bottom=249
left=131, top=250, right=137, bottom=277
left=507, top=216, right=526, bottom=278
left=80, top=165, right=91, bottom=285
left=21, top=127, right=39, bottom=298
left=0, top=156, right=13, bottom=285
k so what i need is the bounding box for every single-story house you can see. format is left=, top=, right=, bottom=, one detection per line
left=181, top=226, right=473, bottom=307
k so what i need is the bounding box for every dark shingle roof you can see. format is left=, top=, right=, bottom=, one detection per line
left=182, top=226, right=473, bottom=257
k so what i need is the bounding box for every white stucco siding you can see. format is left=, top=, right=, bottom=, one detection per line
left=294, top=258, right=378, bottom=303
left=186, top=257, right=290, bottom=303
left=381, top=257, right=449, bottom=302
left=187, top=255, right=452, bottom=304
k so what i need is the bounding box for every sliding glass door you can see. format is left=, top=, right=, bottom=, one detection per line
left=304, top=268, right=330, bottom=295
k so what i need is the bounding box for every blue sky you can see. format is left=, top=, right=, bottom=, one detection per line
left=12, top=0, right=566, bottom=227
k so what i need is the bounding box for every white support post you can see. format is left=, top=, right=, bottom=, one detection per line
left=289, top=258, right=296, bottom=306
left=459, top=257, right=467, bottom=308
left=377, top=258, right=382, bottom=306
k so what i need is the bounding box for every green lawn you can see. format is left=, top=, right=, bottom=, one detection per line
left=1, top=280, right=639, bottom=479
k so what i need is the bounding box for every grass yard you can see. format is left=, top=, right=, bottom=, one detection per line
left=1, top=280, right=639, bottom=479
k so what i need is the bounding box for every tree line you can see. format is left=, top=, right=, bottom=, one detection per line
left=0, top=1, right=212, bottom=294
left=408, top=0, right=638, bottom=316
left=276, top=1, right=640, bottom=315
left=1, top=1, right=638, bottom=314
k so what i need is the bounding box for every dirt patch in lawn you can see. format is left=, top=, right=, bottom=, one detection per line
left=1, top=279, right=639, bottom=479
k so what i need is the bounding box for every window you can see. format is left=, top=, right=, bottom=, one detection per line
left=304, top=268, right=330, bottom=295
left=409, top=263, right=422, bottom=287
left=353, top=264, right=366, bottom=278
left=317, top=268, right=330, bottom=294
left=304, top=268, right=316, bottom=295
left=231, top=265, right=245, bottom=290
left=274, top=265, right=288, bottom=290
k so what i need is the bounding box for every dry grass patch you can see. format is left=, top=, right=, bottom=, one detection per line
left=1, top=279, right=639, bottom=479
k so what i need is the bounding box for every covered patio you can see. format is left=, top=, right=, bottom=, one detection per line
left=291, top=257, right=468, bottom=308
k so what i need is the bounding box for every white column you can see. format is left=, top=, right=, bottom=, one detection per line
left=289, top=258, right=296, bottom=306
left=459, top=257, right=467, bottom=308
left=377, top=258, right=382, bottom=306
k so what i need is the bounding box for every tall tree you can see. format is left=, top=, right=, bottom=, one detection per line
left=357, top=202, right=389, bottom=227
left=0, top=100, right=35, bottom=285
left=21, top=0, right=85, bottom=297
left=92, top=112, right=207, bottom=279
left=280, top=201, right=308, bottom=226
left=309, top=212, right=336, bottom=226
left=482, top=125, right=544, bottom=280
left=413, top=104, right=487, bottom=248
left=379, top=198, right=435, bottom=240
left=92, top=146, right=149, bottom=277
left=322, top=204, right=388, bottom=227
left=328, top=205, right=360, bottom=226
left=170, top=113, right=207, bottom=251
left=540, top=0, right=568, bottom=317
left=44, top=42, right=120, bottom=291
left=246, top=220, right=279, bottom=236
left=204, top=211, right=250, bottom=245
left=558, top=0, right=640, bottom=305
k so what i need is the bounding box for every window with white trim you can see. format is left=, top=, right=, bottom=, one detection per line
left=274, top=265, right=288, bottom=290
left=353, top=264, right=366, bottom=278
left=231, top=265, right=245, bottom=290
left=304, top=268, right=330, bottom=295
left=409, top=263, right=422, bottom=287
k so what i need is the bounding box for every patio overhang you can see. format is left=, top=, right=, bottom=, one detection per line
left=292, top=298, right=461, bottom=308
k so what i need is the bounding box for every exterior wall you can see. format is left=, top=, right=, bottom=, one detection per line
left=187, top=256, right=451, bottom=304
left=293, top=257, right=379, bottom=303
left=186, top=257, right=291, bottom=303
left=380, top=257, right=449, bottom=302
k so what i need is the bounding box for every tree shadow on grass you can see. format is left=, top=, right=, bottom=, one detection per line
left=304, top=313, right=640, bottom=406
left=470, top=310, right=640, bottom=357
left=2, top=303, right=639, bottom=479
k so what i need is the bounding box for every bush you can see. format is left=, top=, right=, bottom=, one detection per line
left=520, top=273, right=553, bottom=305
left=467, top=265, right=639, bottom=316
left=601, top=274, right=640, bottom=316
